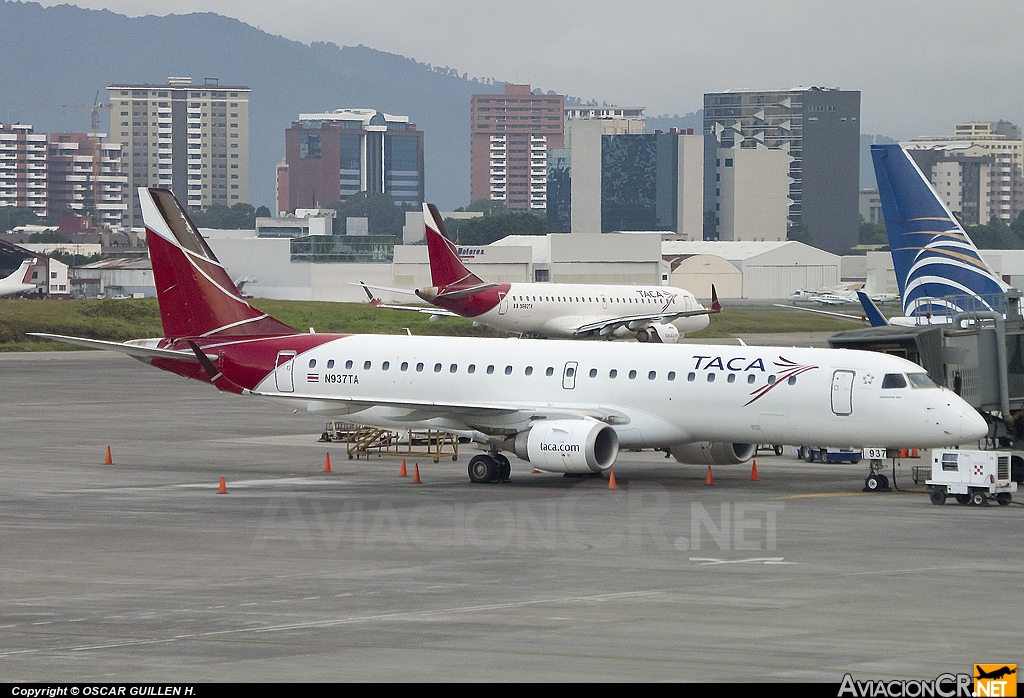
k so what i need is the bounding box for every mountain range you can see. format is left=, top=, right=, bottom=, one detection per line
left=1, top=1, right=885, bottom=213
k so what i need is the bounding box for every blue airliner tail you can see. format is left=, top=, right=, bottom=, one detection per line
left=856, top=291, right=889, bottom=327
left=870, top=144, right=1008, bottom=319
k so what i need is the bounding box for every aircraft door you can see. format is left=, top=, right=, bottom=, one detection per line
left=275, top=351, right=296, bottom=393
left=498, top=291, right=508, bottom=315
left=562, top=361, right=578, bottom=390
left=831, top=370, right=855, bottom=415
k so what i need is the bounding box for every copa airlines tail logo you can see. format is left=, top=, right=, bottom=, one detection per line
left=897, top=217, right=1006, bottom=318
left=744, top=357, right=819, bottom=407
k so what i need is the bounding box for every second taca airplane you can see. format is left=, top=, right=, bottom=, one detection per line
left=32, top=188, right=987, bottom=485
left=361, top=204, right=718, bottom=343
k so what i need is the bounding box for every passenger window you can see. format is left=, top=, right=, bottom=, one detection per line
left=487, top=365, right=495, bottom=374
left=566, top=367, right=575, bottom=377
left=363, top=361, right=371, bottom=370
left=747, top=374, right=756, bottom=384
left=450, top=364, right=457, bottom=373
left=727, top=373, right=735, bottom=383
left=400, top=362, right=408, bottom=371
left=788, top=376, right=796, bottom=385
left=546, top=367, right=554, bottom=376
left=308, top=359, right=316, bottom=368
left=468, top=364, right=476, bottom=374
left=668, top=371, right=676, bottom=381
left=648, top=371, right=656, bottom=380
left=767, top=375, right=776, bottom=384
left=416, top=362, right=424, bottom=372
left=882, top=373, right=908, bottom=389
left=505, top=365, right=513, bottom=375
left=589, top=368, right=597, bottom=378
left=609, top=369, right=618, bottom=378
left=434, top=363, right=442, bottom=373
left=327, top=359, right=335, bottom=369
left=628, top=370, right=637, bottom=380
left=525, top=366, right=533, bottom=376
left=687, top=372, right=696, bottom=381
left=707, top=373, right=716, bottom=382
left=382, top=361, right=390, bottom=371
left=345, top=360, right=353, bottom=370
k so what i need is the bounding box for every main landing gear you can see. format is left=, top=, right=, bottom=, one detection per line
left=468, top=453, right=512, bottom=484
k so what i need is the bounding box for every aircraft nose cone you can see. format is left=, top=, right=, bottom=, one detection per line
left=959, top=407, right=988, bottom=443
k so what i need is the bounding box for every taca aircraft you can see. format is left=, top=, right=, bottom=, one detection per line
left=33, top=188, right=987, bottom=484
left=361, top=204, right=718, bottom=343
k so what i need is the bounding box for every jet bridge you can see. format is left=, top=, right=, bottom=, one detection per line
left=828, top=289, right=1024, bottom=458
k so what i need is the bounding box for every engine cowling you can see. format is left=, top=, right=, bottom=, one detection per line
left=669, top=441, right=756, bottom=465
left=635, top=323, right=680, bottom=344
left=508, top=418, right=620, bottom=474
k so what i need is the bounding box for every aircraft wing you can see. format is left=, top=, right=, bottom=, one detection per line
left=246, top=388, right=631, bottom=427
left=28, top=333, right=210, bottom=363
left=770, top=304, right=866, bottom=323
left=572, top=307, right=714, bottom=336
left=355, top=282, right=459, bottom=317
left=350, top=281, right=421, bottom=297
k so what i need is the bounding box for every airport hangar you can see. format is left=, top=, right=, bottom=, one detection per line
left=116, top=228, right=847, bottom=303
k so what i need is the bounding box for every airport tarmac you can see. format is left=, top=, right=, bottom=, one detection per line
left=0, top=350, right=1020, bottom=682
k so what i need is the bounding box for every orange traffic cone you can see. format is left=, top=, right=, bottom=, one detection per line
left=751, top=459, right=759, bottom=481
left=103, top=446, right=113, bottom=465
left=412, top=464, right=421, bottom=484
left=399, top=459, right=408, bottom=477
left=323, top=453, right=332, bottom=473
left=705, top=466, right=714, bottom=486
left=911, top=448, right=920, bottom=458
left=608, top=470, right=618, bottom=490
left=217, top=477, right=227, bottom=494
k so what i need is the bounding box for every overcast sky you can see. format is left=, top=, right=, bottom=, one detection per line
left=37, top=0, right=1024, bottom=139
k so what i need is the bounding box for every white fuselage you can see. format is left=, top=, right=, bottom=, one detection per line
left=253, top=335, right=985, bottom=450
left=478, top=283, right=707, bottom=337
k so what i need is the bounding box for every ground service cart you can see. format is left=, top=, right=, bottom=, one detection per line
left=927, top=449, right=1017, bottom=506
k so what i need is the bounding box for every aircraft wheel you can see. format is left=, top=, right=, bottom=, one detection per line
left=493, top=454, right=511, bottom=482
left=773, top=445, right=784, bottom=456
left=929, top=488, right=947, bottom=505
left=969, top=490, right=988, bottom=506
left=878, top=474, right=890, bottom=489
left=955, top=494, right=970, bottom=505
left=865, top=474, right=882, bottom=492
left=996, top=493, right=1012, bottom=506
left=468, top=454, right=498, bottom=484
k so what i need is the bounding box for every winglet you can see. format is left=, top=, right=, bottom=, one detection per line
left=422, top=203, right=485, bottom=290
left=186, top=340, right=244, bottom=395
left=710, top=284, right=721, bottom=313
left=856, top=291, right=890, bottom=327
left=359, top=281, right=383, bottom=307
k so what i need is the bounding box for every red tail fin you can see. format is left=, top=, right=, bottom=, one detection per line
left=423, top=203, right=485, bottom=290
left=141, top=188, right=295, bottom=338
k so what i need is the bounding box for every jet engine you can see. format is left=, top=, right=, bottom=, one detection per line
left=669, top=441, right=756, bottom=465
left=634, top=323, right=680, bottom=344
left=506, top=418, right=619, bottom=474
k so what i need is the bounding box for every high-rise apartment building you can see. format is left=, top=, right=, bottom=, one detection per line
left=107, top=77, right=250, bottom=228
left=282, top=109, right=424, bottom=213
left=0, top=123, right=48, bottom=215
left=704, top=87, right=861, bottom=253
left=547, top=125, right=704, bottom=236
left=470, top=84, right=564, bottom=212
left=902, top=122, right=1024, bottom=225
left=47, top=133, right=127, bottom=229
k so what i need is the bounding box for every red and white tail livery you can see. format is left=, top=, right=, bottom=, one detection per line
left=32, top=188, right=988, bottom=484
left=0, top=258, right=39, bottom=297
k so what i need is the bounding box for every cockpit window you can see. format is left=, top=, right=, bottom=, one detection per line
left=881, top=373, right=908, bottom=389
left=908, top=373, right=938, bottom=389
